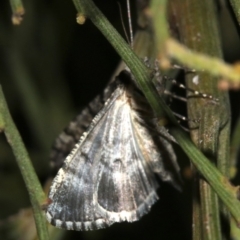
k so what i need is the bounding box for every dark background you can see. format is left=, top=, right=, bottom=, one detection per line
left=0, top=0, right=239, bottom=239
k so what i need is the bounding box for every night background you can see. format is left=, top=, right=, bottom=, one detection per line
left=0, top=0, right=240, bottom=239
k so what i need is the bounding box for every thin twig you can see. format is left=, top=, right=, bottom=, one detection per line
left=230, top=115, right=240, bottom=178
left=229, top=0, right=240, bottom=26
left=168, top=1, right=231, bottom=239
left=150, top=0, right=170, bottom=68
left=0, top=86, right=49, bottom=239
left=73, top=0, right=240, bottom=227
left=117, top=2, right=130, bottom=45
left=126, top=0, right=133, bottom=48
left=9, top=0, right=25, bottom=25
left=166, top=38, right=240, bottom=87
left=149, top=0, right=240, bottom=86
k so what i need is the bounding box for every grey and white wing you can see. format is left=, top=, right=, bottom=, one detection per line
left=133, top=118, right=181, bottom=188
left=116, top=70, right=181, bottom=188
left=46, top=85, right=159, bottom=231
left=50, top=81, right=118, bottom=175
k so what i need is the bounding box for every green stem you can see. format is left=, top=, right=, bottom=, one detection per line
left=150, top=0, right=169, bottom=67
left=169, top=0, right=231, bottom=239
left=151, top=0, right=240, bottom=87
left=230, top=116, right=240, bottom=178
left=229, top=0, right=240, bottom=25
left=192, top=174, right=203, bottom=240
left=172, top=128, right=240, bottom=225
left=72, top=0, right=167, bottom=119
left=9, top=0, right=25, bottom=25
left=166, top=38, right=240, bottom=86
left=0, top=86, right=49, bottom=239
left=72, top=0, right=240, bottom=228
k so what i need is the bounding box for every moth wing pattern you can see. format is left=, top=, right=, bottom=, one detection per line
left=46, top=77, right=160, bottom=230
left=50, top=81, right=118, bottom=175
left=46, top=70, right=181, bottom=231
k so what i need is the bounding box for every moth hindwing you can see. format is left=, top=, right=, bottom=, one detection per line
left=46, top=70, right=180, bottom=231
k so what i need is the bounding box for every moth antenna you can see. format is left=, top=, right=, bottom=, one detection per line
left=126, top=0, right=134, bottom=48
left=117, top=2, right=131, bottom=46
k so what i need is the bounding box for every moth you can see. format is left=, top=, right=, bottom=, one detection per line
left=46, top=69, right=180, bottom=231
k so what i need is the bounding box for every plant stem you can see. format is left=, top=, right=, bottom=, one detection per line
left=229, top=0, right=240, bottom=25
left=151, top=0, right=240, bottom=86
left=72, top=0, right=167, bottom=119
left=171, top=127, right=239, bottom=227
left=150, top=0, right=170, bottom=67
left=166, top=38, right=240, bottom=85
left=72, top=0, right=240, bottom=229
left=230, top=116, right=240, bottom=178
left=0, top=86, right=49, bottom=240
left=169, top=0, right=231, bottom=239
left=9, top=0, right=24, bottom=25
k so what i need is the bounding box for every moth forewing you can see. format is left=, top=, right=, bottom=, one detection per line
left=46, top=70, right=180, bottom=231
left=49, top=81, right=119, bottom=175
left=122, top=71, right=180, bottom=186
